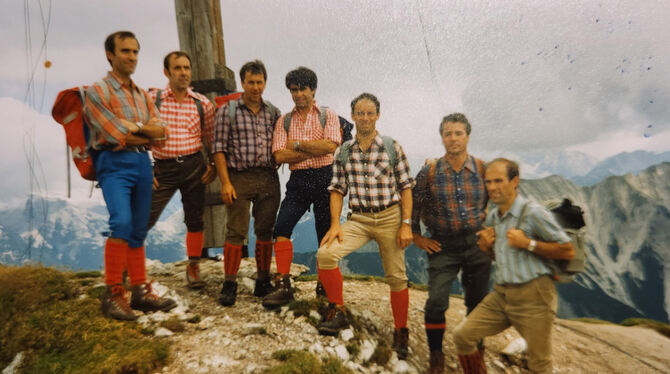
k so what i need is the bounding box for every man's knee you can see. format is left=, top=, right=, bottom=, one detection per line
left=424, top=304, right=448, bottom=324
left=316, top=246, right=339, bottom=269
left=387, top=276, right=408, bottom=292
left=184, top=218, right=204, bottom=233
left=452, top=320, right=477, bottom=354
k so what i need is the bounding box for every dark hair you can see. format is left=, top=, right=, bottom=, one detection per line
left=439, top=112, right=471, bottom=135
left=239, top=60, right=267, bottom=82
left=104, top=31, right=139, bottom=66
left=285, top=67, right=317, bottom=90
left=350, top=93, right=380, bottom=114
left=486, top=158, right=520, bottom=181
left=163, top=51, right=191, bottom=71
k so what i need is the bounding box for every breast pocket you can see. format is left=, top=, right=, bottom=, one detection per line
left=373, top=160, right=392, bottom=180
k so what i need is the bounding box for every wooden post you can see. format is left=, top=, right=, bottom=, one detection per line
left=174, top=0, right=236, bottom=98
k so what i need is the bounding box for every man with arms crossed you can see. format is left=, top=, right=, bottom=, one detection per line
left=212, top=60, right=281, bottom=306
left=85, top=31, right=175, bottom=320
left=411, top=113, right=491, bottom=373
left=452, top=158, right=574, bottom=374
left=317, top=93, right=414, bottom=359
left=147, top=51, right=216, bottom=290
left=262, top=67, right=341, bottom=308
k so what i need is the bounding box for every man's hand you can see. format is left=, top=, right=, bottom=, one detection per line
left=152, top=177, right=159, bottom=191
left=476, top=226, right=495, bottom=257
left=396, top=225, right=413, bottom=249
left=220, top=181, right=237, bottom=205
left=320, top=224, right=343, bottom=248
left=506, top=229, right=531, bottom=250
left=201, top=163, right=217, bottom=184
left=413, top=234, right=441, bottom=254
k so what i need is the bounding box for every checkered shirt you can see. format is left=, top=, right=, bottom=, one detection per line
left=212, top=97, right=280, bottom=170
left=271, top=102, right=341, bottom=171
left=329, top=134, right=415, bottom=210
left=84, top=72, right=158, bottom=148
left=147, top=86, right=215, bottom=160
left=412, top=155, right=487, bottom=235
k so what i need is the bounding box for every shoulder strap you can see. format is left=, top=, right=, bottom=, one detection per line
left=264, top=100, right=279, bottom=123
left=194, top=97, right=205, bottom=131
left=319, top=106, right=328, bottom=128
left=337, top=140, right=354, bottom=164
left=428, top=159, right=438, bottom=186
left=283, top=112, right=292, bottom=133
left=154, top=89, right=163, bottom=110
left=381, top=136, right=397, bottom=167
left=228, top=100, right=237, bottom=128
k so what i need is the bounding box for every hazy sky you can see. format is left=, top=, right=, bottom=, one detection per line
left=1, top=0, right=669, bottom=202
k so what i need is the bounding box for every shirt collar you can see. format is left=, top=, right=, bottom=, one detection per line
left=441, top=154, right=477, bottom=173
left=106, top=71, right=138, bottom=92
left=162, top=85, right=199, bottom=100
left=352, top=132, right=382, bottom=151
left=504, top=194, right=527, bottom=219
left=291, top=101, right=321, bottom=115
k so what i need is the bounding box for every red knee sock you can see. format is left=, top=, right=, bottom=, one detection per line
left=274, top=240, right=293, bottom=275
left=390, top=288, right=409, bottom=329
left=255, top=240, right=273, bottom=274
left=318, top=266, right=344, bottom=305
left=104, top=239, right=126, bottom=285
left=126, top=245, right=147, bottom=286
left=223, top=242, right=243, bottom=277
left=186, top=231, right=204, bottom=258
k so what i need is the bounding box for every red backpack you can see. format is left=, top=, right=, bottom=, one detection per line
left=51, top=82, right=110, bottom=181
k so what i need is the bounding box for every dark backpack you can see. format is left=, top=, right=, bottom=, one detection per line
left=283, top=107, right=353, bottom=143
left=519, top=198, right=587, bottom=282
left=51, top=81, right=111, bottom=181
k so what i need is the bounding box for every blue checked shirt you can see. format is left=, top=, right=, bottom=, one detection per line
left=486, top=195, right=571, bottom=284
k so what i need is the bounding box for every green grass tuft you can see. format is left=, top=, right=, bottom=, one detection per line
left=0, top=266, right=170, bottom=374
left=266, top=350, right=351, bottom=374
left=367, top=341, right=392, bottom=366
left=572, top=317, right=614, bottom=325
left=620, top=318, right=670, bottom=339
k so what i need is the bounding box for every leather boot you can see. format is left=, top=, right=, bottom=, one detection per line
left=100, top=284, right=137, bottom=321
left=393, top=327, right=410, bottom=359
left=130, top=282, right=177, bottom=312
left=458, top=350, right=487, bottom=374
left=186, top=260, right=206, bottom=289
left=429, top=350, right=445, bottom=374
left=262, top=275, right=294, bottom=308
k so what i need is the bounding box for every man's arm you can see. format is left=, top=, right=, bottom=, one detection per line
left=411, top=165, right=441, bottom=254
left=290, top=139, right=338, bottom=156
left=320, top=191, right=345, bottom=248
left=213, top=152, right=237, bottom=205
left=506, top=229, right=575, bottom=260
left=273, top=149, right=313, bottom=164
left=397, top=187, right=413, bottom=249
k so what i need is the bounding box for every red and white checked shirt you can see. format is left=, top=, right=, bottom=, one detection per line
left=148, top=86, right=215, bottom=160
left=271, top=102, right=342, bottom=171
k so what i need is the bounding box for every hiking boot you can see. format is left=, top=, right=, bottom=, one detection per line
left=219, top=280, right=238, bottom=306
left=393, top=327, right=410, bottom=359
left=318, top=304, right=348, bottom=336
left=186, top=261, right=206, bottom=289
left=100, top=284, right=137, bottom=321
left=262, top=275, right=294, bottom=308
left=315, top=280, right=327, bottom=298
left=458, top=350, right=487, bottom=374
left=429, top=350, right=445, bottom=374
left=130, top=282, right=177, bottom=312
left=253, top=277, right=274, bottom=297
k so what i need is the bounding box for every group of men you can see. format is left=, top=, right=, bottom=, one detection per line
left=85, top=31, right=575, bottom=374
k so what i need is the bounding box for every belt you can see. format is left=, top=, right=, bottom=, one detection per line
left=154, top=152, right=201, bottom=163
left=351, top=201, right=398, bottom=214
left=98, top=144, right=149, bottom=153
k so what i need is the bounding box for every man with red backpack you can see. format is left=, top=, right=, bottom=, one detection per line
left=84, top=31, right=176, bottom=321
left=147, top=51, right=217, bottom=290
left=211, top=60, right=281, bottom=306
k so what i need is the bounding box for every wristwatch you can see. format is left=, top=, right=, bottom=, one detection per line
left=401, top=218, right=411, bottom=226
left=294, top=140, right=300, bottom=151
left=527, top=239, right=537, bottom=252
left=135, top=121, right=144, bottom=133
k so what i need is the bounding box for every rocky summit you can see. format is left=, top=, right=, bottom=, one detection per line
left=56, top=257, right=667, bottom=374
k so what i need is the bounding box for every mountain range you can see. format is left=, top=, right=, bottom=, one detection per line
left=0, top=157, right=668, bottom=324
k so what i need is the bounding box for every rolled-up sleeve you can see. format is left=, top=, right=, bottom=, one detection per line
left=327, top=146, right=348, bottom=195
left=393, top=142, right=415, bottom=191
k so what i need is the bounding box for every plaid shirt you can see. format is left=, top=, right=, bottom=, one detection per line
left=212, top=97, right=280, bottom=170
left=412, top=155, right=487, bottom=236
left=271, top=102, right=341, bottom=171
left=148, top=86, right=215, bottom=160
left=329, top=134, right=415, bottom=210
left=84, top=72, right=157, bottom=149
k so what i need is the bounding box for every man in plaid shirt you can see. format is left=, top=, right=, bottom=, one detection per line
left=316, top=93, right=415, bottom=359
left=147, top=51, right=217, bottom=290
left=411, top=113, right=491, bottom=373
left=84, top=31, right=176, bottom=321
left=212, top=60, right=281, bottom=306
left=262, top=67, right=342, bottom=308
